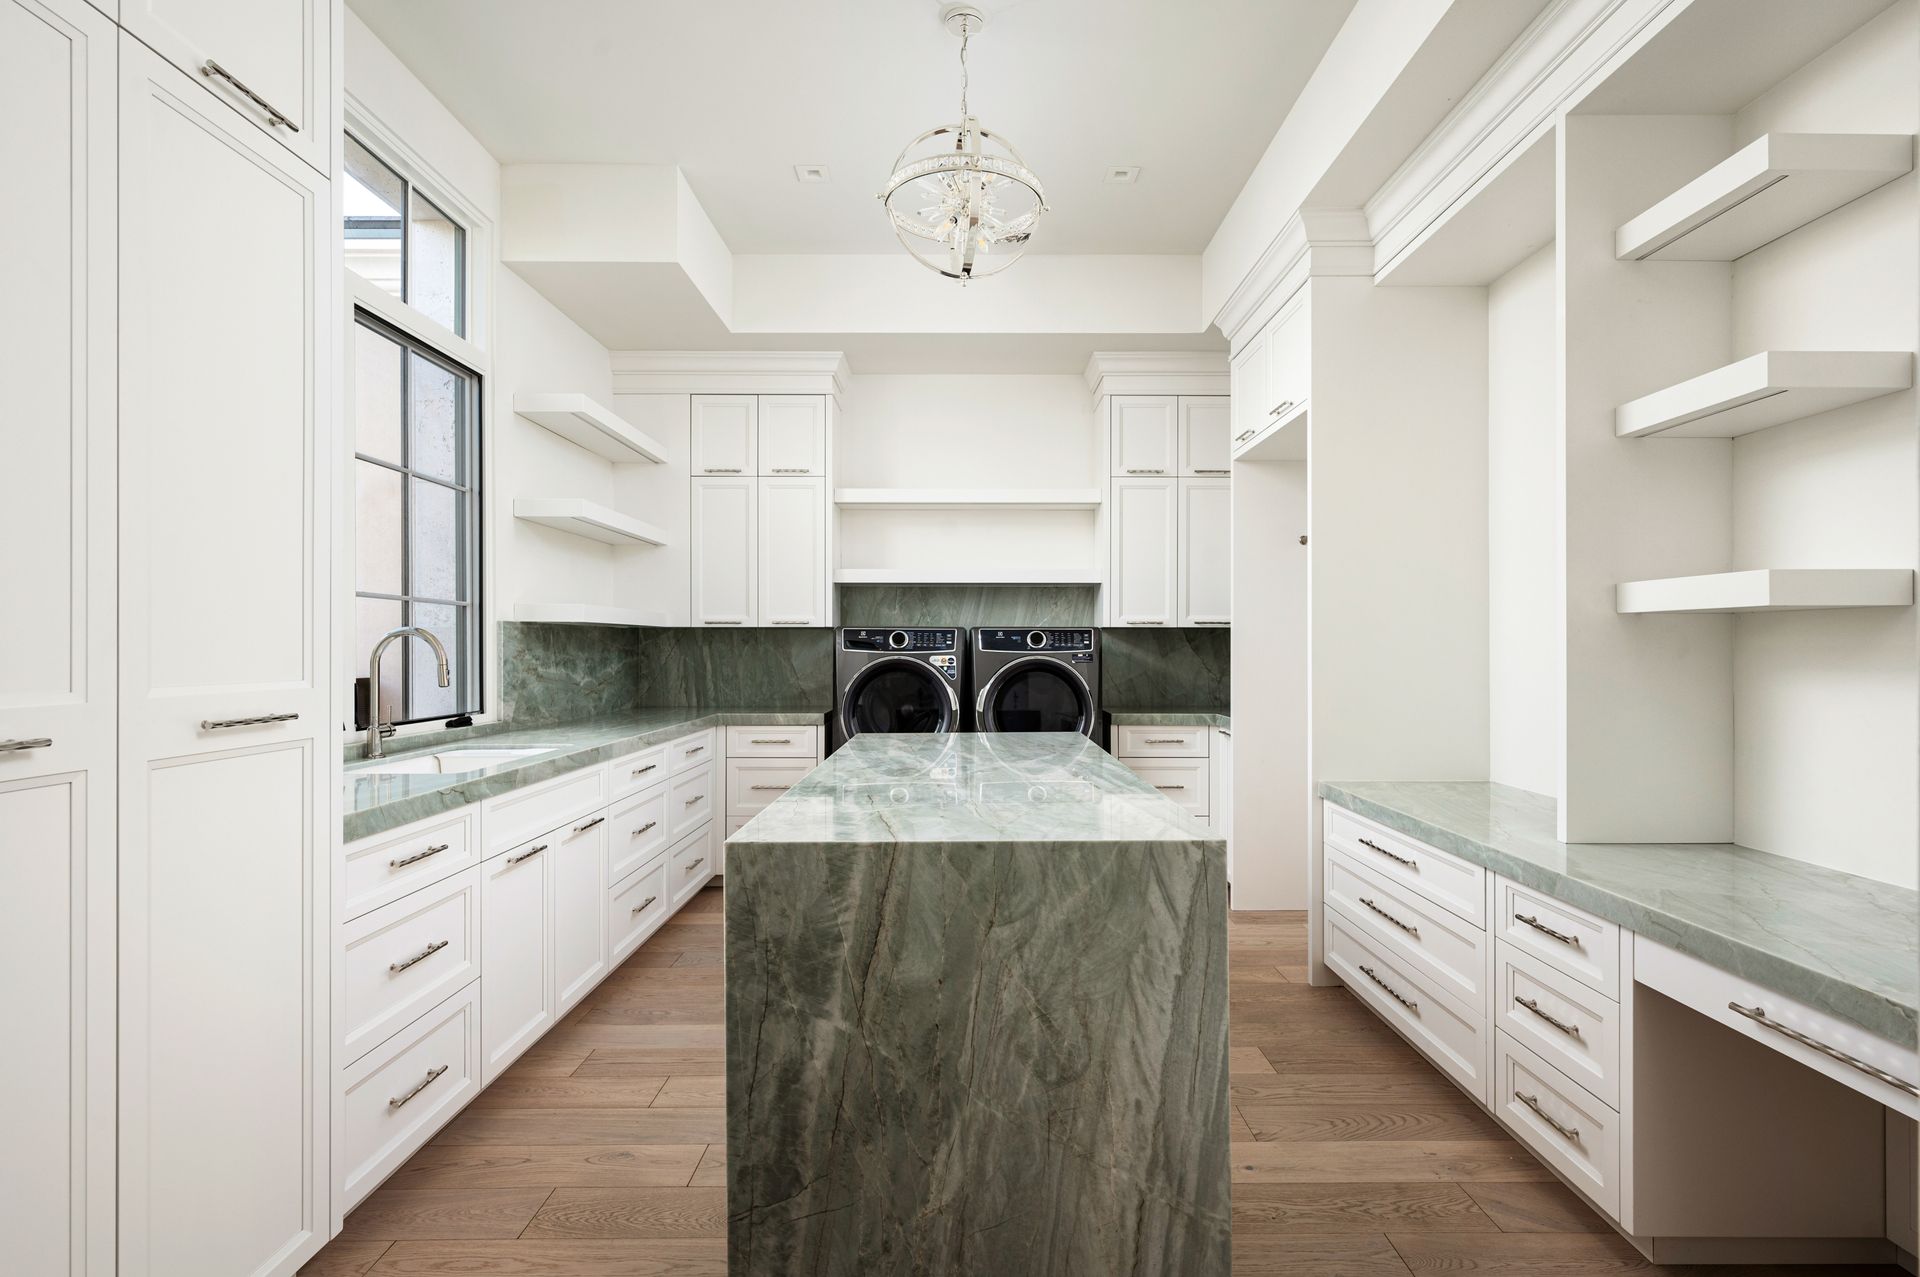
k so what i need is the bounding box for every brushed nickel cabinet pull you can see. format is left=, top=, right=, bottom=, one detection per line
left=201, top=59, right=298, bottom=131
left=684, top=794, right=705, bottom=806
left=1195, top=619, right=1231, bottom=624
left=704, top=467, right=743, bottom=473
left=1358, top=837, right=1415, bottom=868
left=631, top=765, right=658, bottom=779
left=1514, top=995, right=1581, bottom=1038
left=389, top=939, right=449, bottom=974
left=1130, top=620, right=1164, bottom=626
left=770, top=467, right=812, bottom=473
left=1269, top=399, right=1294, bottom=417
left=507, top=843, right=547, bottom=865
left=1194, top=468, right=1231, bottom=475
left=750, top=784, right=791, bottom=791
left=202, top=712, right=299, bottom=730
left=751, top=738, right=792, bottom=745
left=573, top=816, right=606, bottom=834
left=1513, top=912, right=1578, bottom=946
left=1729, top=1002, right=1919, bottom=1096
left=772, top=620, right=810, bottom=625
left=1234, top=430, right=1255, bottom=443
left=631, top=821, right=658, bottom=837
left=1143, top=737, right=1188, bottom=744
left=1357, top=896, right=1418, bottom=937
left=1124, top=467, right=1166, bottom=474
left=389, top=843, right=449, bottom=869
left=686, top=745, right=706, bottom=755
left=1154, top=784, right=1187, bottom=791
left=685, top=857, right=706, bottom=873
left=630, top=895, right=658, bottom=914
left=705, top=620, right=744, bottom=625
left=1356, top=963, right=1416, bottom=1011
left=389, top=1064, right=448, bottom=1110
left=1514, top=1090, right=1579, bottom=1141
left=0, top=737, right=53, bottom=753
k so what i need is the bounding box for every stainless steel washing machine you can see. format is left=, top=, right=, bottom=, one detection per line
left=971, top=627, right=1102, bottom=742
left=833, top=627, right=966, bottom=751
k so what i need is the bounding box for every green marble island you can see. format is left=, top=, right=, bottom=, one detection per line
left=726, top=733, right=1230, bottom=1276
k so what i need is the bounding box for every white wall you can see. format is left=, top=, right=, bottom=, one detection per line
left=1726, top=1, right=1918, bottom=886
left=1487, top=245, right=1560, bottom=796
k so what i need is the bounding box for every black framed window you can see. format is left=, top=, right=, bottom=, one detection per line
left=343, top=132, right=467, bottom=337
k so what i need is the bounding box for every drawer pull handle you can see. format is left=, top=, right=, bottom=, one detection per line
left=770, top=467, right=812, bottom=474
left=389, top=1064, right=448, bottom=1110
left=1355, top=963, right=1417, bottom=1012
left=1234, top=429, right=1255, bottom=443
left=1194, top=468, right=1231, bottom=475
left=751, top=738, right=792, bottom=745
left=684, top=794, right=705, bottom=806
left=1143, top=738, right=1188, bottom=745
left=1124, top=468, right=1166, bottom=474
left=0, top=737, right=53, bottom=753
left=686, top=857, right=706, bottom=874
left=1513, top=995, right=1582, bottom=1038
left=750, top=784, right=791, bottom=791
left=632, top=821, right=658, bottom=837
left=1269, top=399, right=1294, bottom=417
left=201, top=59, right=299, bottom=132
left=1154, top=784, right=1187, bottom=791
left=507, top=843, right=547, bottom=865
left=1357, top=896, right=1418, bottom=937
left=573, top=816, right=606, bottom=834
left=1728, top=1002, right=1919, bottom=1097
left=389, top=843, right=449, bottom=869
left=389, top=939, right=449, bottom=974
left=1513, top=912, right=1579, bottom=946
left=1514, top=1090, right=1580, bottom=1142
left=772, top=620, right=811, bottom=625
left=704, top=467, right=743, bottom=473
left=632, top=764, right=658, bottom=776
left=201, top=712, right=298, bottom=730
left=631, top=895, right=658, bottom=914
left=1357, top=837, right=1415, bottom=868
left=686, top=744, right=707, bottom=755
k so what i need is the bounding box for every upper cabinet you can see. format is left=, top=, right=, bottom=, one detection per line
left=758, top=396, right=828, bottom=476
left=691, top=395, right=757, bottom=475
left=1233, top=289, right=1310, bottom=462
left=1179, top=397, right=1232, bottom=476
left=1108, top=477, right=1179, bottom=626
left=1111, top=395, right=1179, bottom=476
left=690, top=476, right=758, bottom=627
left=758, top=477, right=828, bottom=626
left=120, top=0, right=332, bottom=176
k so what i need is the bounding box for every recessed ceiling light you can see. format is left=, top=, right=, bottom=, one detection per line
left=794, top=164, right=831, bottom=183
left=1107, top=166, right=1142, bottom=184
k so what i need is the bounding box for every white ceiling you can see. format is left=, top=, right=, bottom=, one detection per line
left=348, top=0, right=1357, bottom=256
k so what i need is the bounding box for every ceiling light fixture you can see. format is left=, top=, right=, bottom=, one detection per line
left=879, top=4, right=1047, bottom=282
left=794, top=164, right=831, bottom=183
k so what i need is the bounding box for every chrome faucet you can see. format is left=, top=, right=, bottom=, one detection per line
left=365, top=626, right=451, bottom=759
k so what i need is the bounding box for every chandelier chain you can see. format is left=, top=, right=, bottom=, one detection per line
left=958, top=26, right=970, bottom=123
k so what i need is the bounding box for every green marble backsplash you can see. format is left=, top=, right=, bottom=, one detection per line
left=1103, top=626, right=1230, bottom=710
left=630, top=626, right=833, bottom=709
left=836, top=584, right=1099, bottom=627
left=497, top=622, right=642, bottom=724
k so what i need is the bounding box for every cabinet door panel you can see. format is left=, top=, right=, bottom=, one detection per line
left=1179, top=478, right=1231, bottom=626
left=1111, top=395, right=1178, bottom=476
left=758, top=395, right=827, bottom=475
left=758, top=477, right=826, bottom=627
left=1229, top=332, right=1268, bottom=455
left=691, top=477, right=757, bottom=626
left=1179, top=398, right=1232, bottom=476
left=481, top=841, right=553, bottom=1083
left=553, top=815, right=607, bottom=1016
left=1108, top=477, right=1177, bottom=627
left=691, top=395, right=756, bottom=475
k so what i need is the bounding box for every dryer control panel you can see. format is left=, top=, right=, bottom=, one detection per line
left=841, top=628, right=959, bottom=653
left=977, top=628, right=1095, bottom=653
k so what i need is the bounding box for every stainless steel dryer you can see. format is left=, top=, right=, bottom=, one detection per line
left=972, top=627, right=1102, bottom=742
left=833, top=627, right=966, bottom=750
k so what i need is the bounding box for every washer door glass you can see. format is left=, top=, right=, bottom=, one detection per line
left=986, top=662, right=1090, bottom=733
left=844, top=661, right=953, bottom=735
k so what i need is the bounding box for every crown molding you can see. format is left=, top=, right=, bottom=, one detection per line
left=610, top=350, right=852, bottom=396
left=1215, top=207, right=1374, bottom=351
left=1083, top=351, right=1231, bottom=398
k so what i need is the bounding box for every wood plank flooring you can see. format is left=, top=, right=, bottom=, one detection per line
left=304, top=892, right=1902, bottom=1275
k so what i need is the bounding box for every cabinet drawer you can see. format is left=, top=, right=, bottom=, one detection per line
left=1113, top=725, right=1209, bottom=757
left=1324, top=802, right=1485, bottom=927
left=1125, top=757, right=1208, bottom=816
left=725, top=724, right=820, bottom=758
left=1495, top=1031, right=1620, bottom=1219
left=609, top=744, right=669, bottom=803
left=608, top=784, right=670, bottom=883
left=727, top=757, right=813, bottom=817
left=670, top=822, right=717, bottom=908
left=342, top=811, right=476, bottom=922
left=1495, top=877, right=1621, bottom=999
left=609, top=858, right=670, bottom=965
left=1326, top=850, right=1488, bottom=1009
left=482, top=765, right=606, bottom=857
left=670, top=762, right=715, bottom=836
left=1326, top=907, right=1488, bottom=1104
left=1496, top=941, right=1620, bottom=1108
left=340, top=866, right=481, bottom=1066
left=669, top=729, right=717, bottom=774
left=340, top=982, right=481, bottom=1210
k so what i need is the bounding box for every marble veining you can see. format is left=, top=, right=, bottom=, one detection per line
left=1101, top=626, right=1231, bottom=710
left=632, top=626, right=833, bottom=708
left=1320, top=780, right=1918, bottom=1046
left=343, top=709, right=826, bottom=842
left=496, top=621, right=642, bottom=724
left=1108, top=709, right=1231, bottom=728
left=835, top=583, right=1100, bottom=628
left=728, top=733, right=1230, bottom=1275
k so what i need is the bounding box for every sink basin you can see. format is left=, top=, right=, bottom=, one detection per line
left=353, top=746, right=560, bottom=777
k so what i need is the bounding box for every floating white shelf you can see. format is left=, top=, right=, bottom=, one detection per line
left=513, top=393, right=668, bottom=464
left=834, top=567, right=1102, bottom=586
left=1616, top=568, right=1913, bottom=615
left=1615, top=132, right=1914, bottom=262
left=1615, top=350, right=1913, bottom=439
left=834, top=488, right=1103, bottom=510
left=513, top=603, right=670, bottom=627
left=513, top=498, right=669, bottom=547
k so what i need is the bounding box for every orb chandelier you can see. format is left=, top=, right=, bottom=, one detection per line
left=879, top=4, right=1048, bottom=282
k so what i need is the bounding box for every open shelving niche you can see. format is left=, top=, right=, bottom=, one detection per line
left=1615, top=350, right=1913, bottom=439
left=512, top=498, right=669, bottom=547
left=513, top=392, right=668, bottom=464
left=1616, top=568, right=1914, bottom=615
left=511, top=603, right=670, bottom=628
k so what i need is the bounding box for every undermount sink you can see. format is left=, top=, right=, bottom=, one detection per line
left=353, top=746, right=560, bottom=777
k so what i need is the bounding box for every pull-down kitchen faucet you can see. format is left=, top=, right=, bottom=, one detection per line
left=365, top=626, right=451, bottom=759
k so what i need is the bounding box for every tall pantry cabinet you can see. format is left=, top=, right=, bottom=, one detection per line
left=2, top=0, right=340, bottom=1273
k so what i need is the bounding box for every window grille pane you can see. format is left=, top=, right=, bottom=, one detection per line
left=407, top=351, right=462, bottom=483
left=408, top=192, right=466, bottom=337
left=343, top=135, right=404, bottom=300
left=356, top=596, right=405, bottom=710
left=355, top=461, right=404, bottom=595
left=408, top=601, right=462, bottom=719
left=354, top=323, right=404, bottom=463
left=408, top=477, right=461, bottom=602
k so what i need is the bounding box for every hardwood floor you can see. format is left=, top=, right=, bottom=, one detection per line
left=304, top=893, right=1902, bottom=1275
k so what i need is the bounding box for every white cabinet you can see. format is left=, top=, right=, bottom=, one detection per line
left=117, top=33, right=331, bottom=1276
left=480, top=839, right=553, bottom=1083
left=1111, top=395, right=1179, bottom=476
left=120, top=0, right=331, bottom=176
left=691, top=476, right=758, bottom=626
left=1266, top=292, right=1311, bottom=425
left=1213, top=727, right=1233, bottom=883
left=1179, top=478, right=1232, bottom=626
left=1108, top=477, right=1178, bottom=626
left=1179, top=398, right=1232, bottom=476
left=552, top=811, right=608, bottom=1016
left=691, top=395, right=757, bottom=475
left=759, top=395, right=828, bottom=475
left=758, top=476, right=828, bottom=626
left=1232, top=290, right=1310, bottom=462
left=1229, top=338, right=1268, bottom=455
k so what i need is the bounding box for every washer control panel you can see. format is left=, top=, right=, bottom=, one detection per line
left=841, top=627, right=960, bottom=653
left=977, top=628, right=1095, bottom=653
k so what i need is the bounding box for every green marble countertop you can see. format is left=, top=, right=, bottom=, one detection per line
left=1319, top=780, right=1918, bottom=1047
left=1108, top=708, right=1232, bottom=728
left=732, top=732, right=1218, bottom=848
left=343, top=709, right=826, bottom=843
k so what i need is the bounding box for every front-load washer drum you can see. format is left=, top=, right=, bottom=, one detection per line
left=840, top=658, right=958, bottom=738
left=980, top=657, right=1092, bottom=735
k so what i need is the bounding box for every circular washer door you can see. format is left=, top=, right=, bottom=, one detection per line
left=841, top=658, right=957, bottom=738
left=981, top=657, right=1092, bottom=735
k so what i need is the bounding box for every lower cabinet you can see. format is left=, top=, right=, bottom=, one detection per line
left=1114, top=725, right=1215, bottom=827
left=338, top=982, right=482, bottom=1209
left=480, top=837, right=554, bottom=1084
left=553, top=812, right=609, bottom=1017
